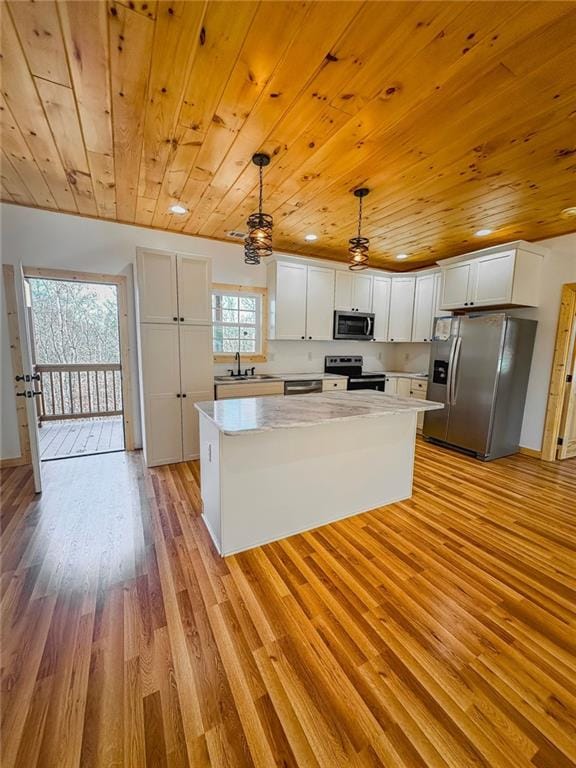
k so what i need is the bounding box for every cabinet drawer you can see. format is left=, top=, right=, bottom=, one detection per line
left=410, top=379, right=427, bottom=393
left=216, top=382, right=284, bottom=399
left=322, top=379, right=347, bottom=391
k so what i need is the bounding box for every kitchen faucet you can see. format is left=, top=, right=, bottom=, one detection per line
left=234, top=351, right=242, bottom=377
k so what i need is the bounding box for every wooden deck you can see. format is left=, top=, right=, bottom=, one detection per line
left=38, top=416, right=124, bottom=459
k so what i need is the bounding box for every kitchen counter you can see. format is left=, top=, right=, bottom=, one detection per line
left=196, top=390, right=441, bottom=436
left=382, top=371, right=428, bottom=379
left=196, top=391, right=444, bottom=556
left=214, top=372, right=347, bottom=384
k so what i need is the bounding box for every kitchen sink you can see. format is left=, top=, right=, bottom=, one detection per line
left=215, top=374, right=279, bottom=382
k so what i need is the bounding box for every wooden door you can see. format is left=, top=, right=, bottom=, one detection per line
left=558, top=327, right=576, bottom=459
left=388, top=277, right=416, bottom=342
left=140, top=324, right=182, bottom=466
left=471, top=251, right=515, bottom=307
left=136, top=249, right=178, bottom=324
left=14, top=264, right=42, bottom=492
left=275, top=262, right=307, bottom=339
left=352, top=274, right=373, bottom=312
left=179, top=325, right=214, bottom=460
left=306, top=266, right=335, bottom=340
left=372, top=277, right=391, bottom=341
left=440, top=262, right=472, bottom=310
left=411, top=274, right=435, bottom=342
left=177, top=254, right=212, bottom=324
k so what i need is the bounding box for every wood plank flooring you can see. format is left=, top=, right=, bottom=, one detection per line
left=1, top=440, right=575, bottom=767
left=38, top=417, right=124, bottom=460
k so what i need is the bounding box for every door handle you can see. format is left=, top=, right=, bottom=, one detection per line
left=32, top=390, right=42, bottom=396
left=446, top=337, right=457, bottom=404
left=450, top=337, right=462, bottom=405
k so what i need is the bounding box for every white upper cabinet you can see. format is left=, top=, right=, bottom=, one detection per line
left=136, top=249, right=178, bottom=323
left=440, top=262, right=473, bottom=310
left=439, top=244, right=544, bottom=310
left=306, top=266, right=335, bottom=340
left=177, top=255, right=212, bottom=324
left=335, top=272, right=373, bottom=312
left=372, top=276, right=391, bottom=341
left=471, top=251, right=515, bottom=307
left=136, top=249, right=211, bottom=324
left=269, top=261, right=308, bottom=340
left=411, top=273, right=435, bottom=342
left=388, top=277, right=416, bottom=342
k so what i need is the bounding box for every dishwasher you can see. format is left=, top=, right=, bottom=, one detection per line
left=284, top=379, right=323, bottom=396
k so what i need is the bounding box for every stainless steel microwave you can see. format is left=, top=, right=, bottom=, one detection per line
left=333, top=311, right=375, bottom=340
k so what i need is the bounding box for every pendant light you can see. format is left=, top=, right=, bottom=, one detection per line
left=348, top=187, right=370, bottom=271
left=244, top=153, right=273, bottom=265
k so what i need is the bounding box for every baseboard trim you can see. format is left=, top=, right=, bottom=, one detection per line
left=0, top=456, right=30, bottom=469
left=518, top=446, right=542, bottom=459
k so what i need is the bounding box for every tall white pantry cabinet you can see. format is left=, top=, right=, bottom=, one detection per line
left=135, top=248, right=213, bottom=467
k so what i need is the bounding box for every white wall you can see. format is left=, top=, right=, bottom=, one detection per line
left=1, top=203, right=574, bottom=457
left=0, top=276, right=21, bottom=459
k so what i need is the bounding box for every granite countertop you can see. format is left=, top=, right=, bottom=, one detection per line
left=196, top=390, right=443, bottom=435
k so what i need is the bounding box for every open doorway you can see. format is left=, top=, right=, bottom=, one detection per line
left=21, top=268, right=134, bottom=462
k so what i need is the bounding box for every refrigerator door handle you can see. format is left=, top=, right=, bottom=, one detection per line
left=446, top=337, right=457, bottom=404
left=450, top=337, right=462, bottom=405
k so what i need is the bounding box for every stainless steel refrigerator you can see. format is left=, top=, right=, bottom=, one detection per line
left=423, top=313, right=537, bottom=460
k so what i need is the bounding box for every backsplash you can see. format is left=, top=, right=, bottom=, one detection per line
left=391, top=343, right=431, bottom=374
left=214, top=340, right=397, bottom=376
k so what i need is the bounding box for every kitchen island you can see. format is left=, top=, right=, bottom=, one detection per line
left=195, top=391, right=443, bottom=556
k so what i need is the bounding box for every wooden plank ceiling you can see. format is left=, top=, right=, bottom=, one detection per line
left=1, top=1, right=575, bottom=270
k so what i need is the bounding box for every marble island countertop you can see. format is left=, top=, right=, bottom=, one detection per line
left=214, top=372, right=347, bottom=384
left=196, top=390, right=443, bottom=435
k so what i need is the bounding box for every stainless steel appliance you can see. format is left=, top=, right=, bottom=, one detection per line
left=333, top=311, right=374, bottom=340
left=423, top=313, right=537, bottom=460
left=284, top=379, right=323, bottom=396
left=324, top=356, right=386, bottom=391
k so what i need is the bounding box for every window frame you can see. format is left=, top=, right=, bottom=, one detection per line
left=211, top=283, right=268, bottom=363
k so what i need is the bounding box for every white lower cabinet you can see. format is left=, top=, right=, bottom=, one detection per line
left=394, top=377, right=428, bottom=429
left=322, top=379, right=347, bottom=391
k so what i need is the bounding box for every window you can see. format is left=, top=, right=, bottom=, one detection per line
left=211, top=286, right=266, bottom=361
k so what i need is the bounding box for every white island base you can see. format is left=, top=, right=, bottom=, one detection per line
left=196, top=392, right=443, bottom=556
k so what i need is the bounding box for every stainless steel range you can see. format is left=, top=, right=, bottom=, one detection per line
left=324, top=356, right=386, bottom=391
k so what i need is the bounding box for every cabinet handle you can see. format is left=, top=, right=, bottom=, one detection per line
left=176, top=393, right=181, bottom=398
left=301, top=336, right=305, bottom=339
left=180, top=317, right=184, bottom=321
left=308, top=336, right=312, bottom=340
left=173, top=316, right=178, bottom=321
left=182, top=393, right=187, bottom=398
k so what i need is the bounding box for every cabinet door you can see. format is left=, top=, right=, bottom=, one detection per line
left=385, top=377, right=398, bottom=395
left=352, top=274, right=373, bottom=312
left=177, top=254, right=212, bottom=324
left=440, top=263, right=472, bottom=309
left=140, top=324, right=182, bottom=465
left=433, top=272, right=443, bottom=317
left=179, top=325, right=214, bottom=460
left=411, top=274, right=435, bottom=342
left=388, top=277, right=416, bottom=342
left=372, top=277, right=391, bottom=341
left=137, top=249, right=178, bottom=323
left=470, top=252, right=515, bottom=307
left=396, top=377, right=412, bottom=397
left=306, top=266, right=335, bottom=340
left=334, top=271, right=353, bottom=310
left=275, top=262, right=307, bottom=339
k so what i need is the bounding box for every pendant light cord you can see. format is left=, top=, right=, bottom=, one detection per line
left=357, top=194, right=363, bottom=239
left=259, top=164, right=263, bottom=215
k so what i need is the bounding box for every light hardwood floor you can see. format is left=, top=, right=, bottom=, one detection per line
left=1, top=441, right=575, bottom=767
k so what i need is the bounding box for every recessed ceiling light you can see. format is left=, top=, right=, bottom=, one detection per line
left=304, top=233, right=318, bottom=241
left=396, top=253, right=409, bottom=260
left=560, top=206, right=576, bottom=218
left=169, top=203, right=187, bottom=215
left=475, top=228, right=492, bottom=237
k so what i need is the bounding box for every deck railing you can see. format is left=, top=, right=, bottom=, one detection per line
left=36, top=363, right=123, bottom=421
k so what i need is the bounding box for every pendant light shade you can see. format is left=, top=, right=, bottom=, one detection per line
left=348, top=187, right=370, bottom=271
left=244, top=153, right=273, bottom=265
